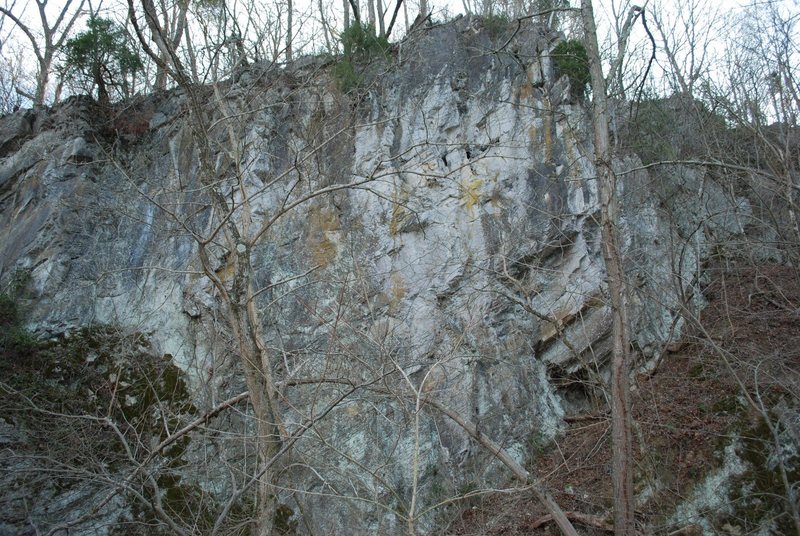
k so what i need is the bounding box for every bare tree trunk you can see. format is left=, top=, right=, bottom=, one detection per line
left=580, top=1, right=636, bottom=535
left=34, top=56, right=51, bottom=105
left=606, top=5, right=641, bottom=101
left=343, top=0, right=351, bottom=29
left=94, top=64, right=109, bottom=108
left=154, top=53, right=168, bottom=90
left=195, top=188, right=282, bottom=536
left=348, top=0, right=361, bottom=25
left=384, top=0, right=404, bottom=39
left=318, top=0, right=333, bottom=53
left=146, top=0, right=189, bottom=90
left=52, top=74, right=64, bottom=104
left=651, top=10, right=691, bottom=97
left=377, top=0, right=385, bottom=36
left=367, top=0, right=376, bottom=28
left=127, top=6, right=285, bottom=532
left=184, top=25, right=199, bottom=81
left=286, top=0, right=293, bottom=61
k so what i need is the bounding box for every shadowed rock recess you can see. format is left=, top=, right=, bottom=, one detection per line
left=0, top=17, right=785, bottom=536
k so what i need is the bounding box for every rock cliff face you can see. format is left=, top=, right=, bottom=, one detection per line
left=0, top=17, right=756, bottom=535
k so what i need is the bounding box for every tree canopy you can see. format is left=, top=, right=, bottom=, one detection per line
left=62, top=16, right=142, bottom=106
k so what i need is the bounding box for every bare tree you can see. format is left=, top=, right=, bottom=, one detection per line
left=347, top=0, right=405, bottom=38
left=581, top=0, right=636, bottom=534
left=146, top=0, right=190, bottom=90
left=605, top=2, right=645, bottom=101
left=651, top=0, right=721, bottom=98
left=0, top=0, right=86, bottom=106
left=286, top=0, right=293, bottom=60
left=0, top=34, right=33, bottom=112
left=702, top=1, right=800, bottom=259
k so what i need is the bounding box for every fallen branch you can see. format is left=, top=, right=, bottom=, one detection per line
left=531, top=511, right=615, bottom=532
left=420, top=396, right=580, bottom=536
left=152, top=391, right=250, bottom=455
left=564, top=411, right=609, bottom=423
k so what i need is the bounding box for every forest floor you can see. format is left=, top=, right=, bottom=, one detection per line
left=446, top=263, right=800, bottom=535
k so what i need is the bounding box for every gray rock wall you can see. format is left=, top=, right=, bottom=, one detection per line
left=0, top=17, right=756, bottom=534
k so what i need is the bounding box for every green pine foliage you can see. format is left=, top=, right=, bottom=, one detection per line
left=482, top=13, right=511, bottom=39
left=341, top=22, right=390, bottom=61
left=334, top=22, right=390, bottom=94
left=0, top=270, right=36, bottom=357
left=62, top=16, right=143, bottom=106
left=0, top=293, right=37, bottom=357
left=552, top=39, right=591, bottom=101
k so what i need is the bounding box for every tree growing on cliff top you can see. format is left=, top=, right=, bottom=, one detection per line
left=62, top=16, right=143, bottom=107
left=552, top=39, right=590, bottom=101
